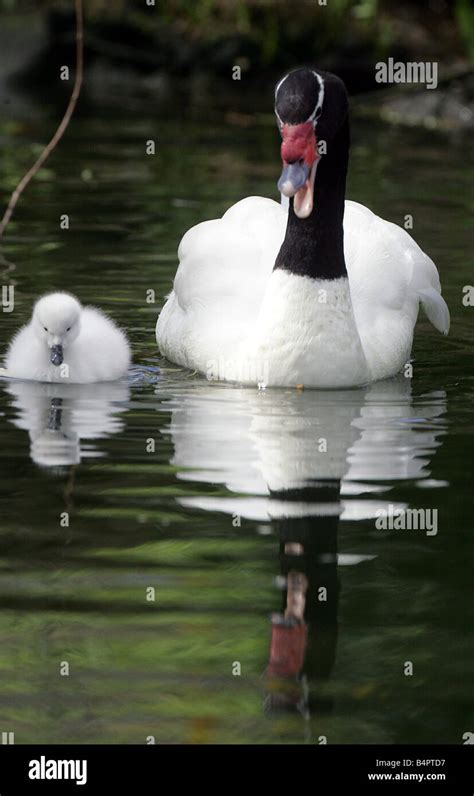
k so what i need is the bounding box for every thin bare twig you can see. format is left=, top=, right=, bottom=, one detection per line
left=0, top=0, right=84, bottom=239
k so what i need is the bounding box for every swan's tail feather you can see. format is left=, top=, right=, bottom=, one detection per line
left=418, top=287, right=450, bottom=335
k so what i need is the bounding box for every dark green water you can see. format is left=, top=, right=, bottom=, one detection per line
left=0, top=93, right=472, bottom=744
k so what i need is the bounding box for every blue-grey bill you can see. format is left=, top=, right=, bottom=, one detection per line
left=278, top=161, right=309, bottom=197
left=50, top=344, right=63, bottom=366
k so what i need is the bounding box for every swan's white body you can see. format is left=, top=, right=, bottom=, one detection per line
left=156, top=197, right=449, bottom=388
left=5, top=295, right=130, bottom=384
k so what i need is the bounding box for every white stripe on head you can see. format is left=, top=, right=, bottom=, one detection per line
left=274, top=72, right=289, bottom=100
left=307, top=72, right=325, bottom=124
left=274, top=73, right=289, bottom=128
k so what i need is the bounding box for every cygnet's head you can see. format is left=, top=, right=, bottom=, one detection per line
left=32, top=292, right=82, bottom=366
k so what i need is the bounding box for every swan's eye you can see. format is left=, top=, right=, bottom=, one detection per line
left=43, top=326, right=48, bottom=332
left=66, top=326, right=71, bottom=332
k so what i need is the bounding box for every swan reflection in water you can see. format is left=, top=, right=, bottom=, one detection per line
left=4, top=379, right=130, bottom=468
left=159, top=376, right=447, bottom=727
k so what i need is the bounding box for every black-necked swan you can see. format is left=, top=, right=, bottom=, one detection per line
left=4, top=292, right=130, bottom=384
left=156, top=67, right=450, bottom=388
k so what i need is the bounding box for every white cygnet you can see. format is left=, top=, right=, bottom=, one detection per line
left=4, top=292, right=131, bottom=384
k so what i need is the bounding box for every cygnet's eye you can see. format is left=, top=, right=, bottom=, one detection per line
left=43, top=326, right=48, bottom=332
left=66, top=326, right=71, bottom=332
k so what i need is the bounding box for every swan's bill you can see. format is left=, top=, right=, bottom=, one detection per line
left=277, top=159, right=318, bottom=219
left=294, top=159, right=318, bottom=219
left=278, top=161, right=309, bottom=197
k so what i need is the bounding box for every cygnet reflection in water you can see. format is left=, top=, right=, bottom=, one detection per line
left=4, top=378, right=130, bottom=468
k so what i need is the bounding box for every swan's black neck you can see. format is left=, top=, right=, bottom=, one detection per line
left=274, top=117, right=349, bottom=281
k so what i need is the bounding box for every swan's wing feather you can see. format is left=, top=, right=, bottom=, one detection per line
left=345, top=199, right=449, bottom=331
left=418, top=286, right=450, bottom=334
left=157, top=197, right=286, bottom=367
left=175, top=196, right=286, bottom=311
left=344, top=200, right=449, bottom=379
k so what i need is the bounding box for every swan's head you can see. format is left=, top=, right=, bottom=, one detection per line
left=32, top=292, right=82, bottom=366
left=275, top=67, right=348, bottom=218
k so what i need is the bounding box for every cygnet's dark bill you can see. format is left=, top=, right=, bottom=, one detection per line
left=50, top=344, right=64, bottom=366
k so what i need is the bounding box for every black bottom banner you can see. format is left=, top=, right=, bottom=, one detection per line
left=0, top=743, right=472, bottom=793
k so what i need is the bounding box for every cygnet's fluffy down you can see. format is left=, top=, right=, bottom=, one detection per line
left=4, top=292, right=131, bottom=384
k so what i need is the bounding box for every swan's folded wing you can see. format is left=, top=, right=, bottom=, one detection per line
left=344, top=200, right=450, bottom=379
left=345, top=200, right=449, bottom=329
left=157, top=197, right=286, bottom=370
